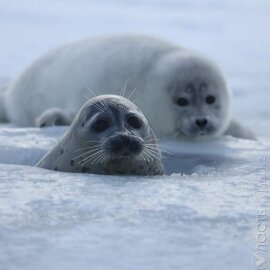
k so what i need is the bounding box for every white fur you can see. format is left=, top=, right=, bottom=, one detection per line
left=0, top=86, right=8, bottom=122
left=2, top=34, right=254, bottom=139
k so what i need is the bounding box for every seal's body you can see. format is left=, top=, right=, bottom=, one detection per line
left=36, top=95, right=164, bottom=176
left=2, top=35, right=255, bottom=140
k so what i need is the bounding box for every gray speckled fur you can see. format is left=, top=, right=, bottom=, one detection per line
left=36, top=95, right=164, bottom=176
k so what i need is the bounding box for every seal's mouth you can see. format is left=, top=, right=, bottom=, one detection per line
left=74, top=134, right=161, bottom=167
left=116, top=150, right=142, bottom=158
left=175, top=127, right=216, bottom=140
left=176, top=120, right=220, bottom=139
left=108, top=148, right=144, bottom=162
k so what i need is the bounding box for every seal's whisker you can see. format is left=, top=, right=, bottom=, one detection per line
left=100, top=152, right=110, bottom=164
left=94, top=151, right=107, bottom=164
left=127, top=87, right=136, bottom=100
left=145, top=151, right=162, bottom=161
left=78, top=149, right=105, bottom=164
left=85, top=140, right=104, bottom=143
left=144, top=148, right=162, bottom=160
left=144, top=149, right=161, bottom=157
left=156, top=144, right=172, bottom=150
left=146, top=138, right=161, bottom=143
left=74, top=146, right=103, bottom=153
left=86, top=87, right=100, bottom=98
left=73, top=150, right=104, bottom=161
left=144, top=141, right=163, bottom=144
left=102, top=154, right=110, bottom=164
left=73, top=148, right=103, bottom=158
left=93, top=103, right=106, bottom=112
left=144, top=144, right=160, bottom=147
left=102, top=99, right=110, bottom=110
left=80, top=152, right=100, bottom=166
left=94, top=150, right=108, bottom=164
left=131, top=98, right=138, bottom=104
left=161, top=150, right=173, bottom=156
left=120, top=79, right=128, bottom=97
left=144, top=151, right=154, bottom=162
left=144, top=138, right=161, bottom=143
left=75, top=151, right=100, bottom=163
left=105, top=154, right=111, bottom=163
left=144, top=145, right=160, bottom=152
left=98, top=99, right=109, bottom=111
left=99, top=154, right=106, bottom=164
left=94, top=151, right=105, bottom=163
left=143, top=151, right=153, bottom=162
left=79, top=144, right=103, bottom=149
left=144, top=146, right=159, bottom=153
left=106, top=152, right=113, bottom=163
left=137, top=152, right=145, bottom=161
left=74, top=145, right=103, bottom=153
left=93, top=103, right=105, bottom=111
left=73, top=150, right=97, bottom=160
left=145, top=141, right=170, bottom=150
left=140, top=150, right=152, bottom=162
left=147, top=149, right=166, bottom=160
left=145, top=145, right=172, bottom=156
left=98, top=100, right=106, bottom=111
left=144, top=148, right=159, bottom=158
left=88, top=149, right=106, bottom=161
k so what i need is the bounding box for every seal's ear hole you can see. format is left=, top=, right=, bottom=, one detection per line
left=92, top=119, right=110, bottom=133
left=205, top=95, right=216, bottom=105
left=127, top=115, right=142, bottom=129
left=176, top=97, right=189, bottom=107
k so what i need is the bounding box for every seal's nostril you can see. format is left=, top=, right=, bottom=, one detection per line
left=196, top=118, right=207, bottom=129
left=110, top=137, right=124, bottom=153
left=120, top=134, right=130, bottom=146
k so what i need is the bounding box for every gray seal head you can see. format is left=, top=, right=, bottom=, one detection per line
left=36, top=95, right=164, bottom=176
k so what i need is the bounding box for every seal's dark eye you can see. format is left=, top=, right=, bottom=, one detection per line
left=205, top=95, right=216, bottom=105
left=92, top=119, right=109, bottom=132
left=176, top=97, right=189, bottom=107
left=127, top=116, right=142, bottom=129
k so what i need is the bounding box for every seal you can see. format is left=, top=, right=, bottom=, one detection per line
left=36, top=95, right=164, bottom=176
left=1, top=35, right=255, bottom=140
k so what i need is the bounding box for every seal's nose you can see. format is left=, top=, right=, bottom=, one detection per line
left=196, top=118, right=208, bottom=129
left=110, top=134, right=143, bottom=155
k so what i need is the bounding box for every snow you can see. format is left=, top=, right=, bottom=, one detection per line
left=0, top=0, right=270, bottom=269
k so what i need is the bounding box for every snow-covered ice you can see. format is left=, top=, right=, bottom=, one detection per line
left=0, top=0, right=270, bottom=269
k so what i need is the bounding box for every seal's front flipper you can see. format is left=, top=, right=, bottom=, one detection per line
left=35, top=108, right=73, bottom=128
left=225, top=119, right=256, bottom=140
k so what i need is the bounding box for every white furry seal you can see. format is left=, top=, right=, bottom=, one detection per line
left=1, top=35, right=255, bottom=140
left=36, top=95, right=164, bottom=176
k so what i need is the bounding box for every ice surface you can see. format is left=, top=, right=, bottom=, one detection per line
left=0, top=162, right=268, bottom=270
left=0, top=0, right=270, bottom=269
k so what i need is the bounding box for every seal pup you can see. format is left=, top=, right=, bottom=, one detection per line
left=1, top=35, right=255, bottom=140
left=36, top=95, right=164, bottom=176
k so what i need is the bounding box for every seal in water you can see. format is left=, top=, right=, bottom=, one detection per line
left=36, top=95, right=164, bottom=176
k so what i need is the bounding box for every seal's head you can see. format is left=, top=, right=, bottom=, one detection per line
left=71, top=95, right=163, bottom=175
left=165, top=54, right=232, bottom=139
